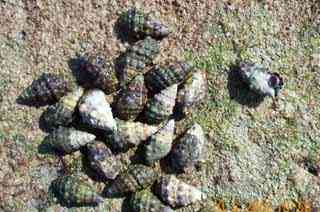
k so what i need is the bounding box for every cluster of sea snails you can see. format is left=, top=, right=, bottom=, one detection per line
left=19, top=7, right=283, bottom=211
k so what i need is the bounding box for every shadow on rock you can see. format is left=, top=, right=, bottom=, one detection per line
left=121, top=196, right=132, bottom=212
left=114, top=15, right=139, bottom=44
left=227, top=65, right=265, bottom=108
left=38, top=108, right=56, bottom=133
left=68, top=56, right=88, bottom=87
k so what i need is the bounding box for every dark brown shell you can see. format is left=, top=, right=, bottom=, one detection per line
left=19, top=73, right=70, bottom=105
left=104, top=164, right=157, bottom=197
left=79, top=55, right=119, bottom=94
left=145, top=62, right=193, bottom=93
left=51, top=175, right=103, bottom=207
left=115, top=74, right=148, bottom=120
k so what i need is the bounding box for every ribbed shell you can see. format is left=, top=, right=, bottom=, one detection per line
left=239, top=62, right=283, bottom=97
left=44, top=127, right=96, bottom=154
left=42, top=86, right=84, bottom=127
left=20, top=73, right=70, bottom=105
left=176, top=71, right=208, bottom=115
left=130, top=189, right=173, bottom=212
left=51, top=175, right=103, bottom=207
left=144, top=84, right=178, bottom=125
left=169, top=123, right=206, bottom=172
left=79, top=55, right=119, bottom=94
left=107, top=119, right=158, bottom=152
left=115, top=74, right=148, bottom=121
left=121, top=8, right=170, bottom=39
left=143, top=119, right=175, bottom=165
left=105, top=164, right=157, bottom=196
left=86, top=142, right=121, bottom=181
left=145, top=62, right=193, bottom=93
left=156, top=175, right=206, bottom=208
left=79, top=89, right=117, bottom=132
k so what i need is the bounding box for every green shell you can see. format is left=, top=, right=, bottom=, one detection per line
left=145, top=62, right=193, bottom=93
left=156, top=175, right=206, bottom=208
left=105, top=164, right=157, bottom=196
left=143, top=119, right=175, bottom=165
left=106, top=119, right=158, bottom=152
left=130, top=189, right=174, bottom=212
left=44, top=127, right=96, bottom=154
left=19, top=73, right=70, bottom=105
left=86, top=142, right=121, bottom=181
left=42, top=86, right=84, bottom=127
left=169, top=123, right=206, bottom=172
left=52, top=175, right=103, bottom=207
left=115, top=74, right=148, bottom=121
left=144, top=84, right=178, bottom=124
left=120, top=8, right=170, bottom=39
left=79, top=55, right=119, bottom=94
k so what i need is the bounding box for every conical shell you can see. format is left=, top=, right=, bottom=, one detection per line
left=105, top=164, right=157, bottom=196
left=143, top=119, right=175, bottom=165
left=19, top=73, right=70, bottom=105
left=51, top=175, right=103, bottom=207
left=107, top=119, right=158, bottom=152
left=86, top=142, right=121, bottom=181
left=169, top=123, right=206, bottom=172
left=120, top=8, right=170, bottom=39
left=115, top=74, right=148, bottom=121
left=144, top=84, right=178, bottom=125
left=130, top=189, right=174, bottom=212
left=79, top=89, right=117, bottom=132
left=156, top=175, right=207, bottom=208
left=42, top=86, right=84, bottom=127
left=44, top=127, right=96, bottom=154
left=239, top=62, right=283, bottom=97
left=79, top=55, right=119, bottom=94
left=176, top=71, right=208, bottom=115
left=145, top=62, right=193, bottom=93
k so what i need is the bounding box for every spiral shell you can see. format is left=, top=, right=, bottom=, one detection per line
left=86, top=142, right=121, bottom=181
left=44, top=126, right=96, bottom=154
left=156, top=175, right=207, bottom=208
left=79, top=55, right=119, bottom=94
left=129, top=189, right=173, bottom=212
left=115, top=74, right=148, bottom=121
left=144, top=84, right=178, bottom=125
left=169, top=123, right=206, bottom=172
left=176, top=70, right=208, bottom=115
left=51, top=175, right=103, bottom=207
left=239, top=62, right=283, bottom=97
left=79, top=89, right=117, bottom=132
left=19, top=73, right=70, bottom=105
left=105, top=164, right=157, bottom=196
left=143, top=119, right=175, bottom=165
left=145, top=62, right=193, bottom=93
left=120, top=8, right=170, bottom=39
left=42, top=86, right=84, bottom=127
left=106, top=119, right=158, bottom=152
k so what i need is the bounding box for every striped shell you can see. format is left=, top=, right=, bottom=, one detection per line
left=19, top=73, right=70, bottom=105
left=51, top=175, right=103, bottom=207
left=106, top=119, right=158, bottom=152
left=105, top=164, right=157, bottom=196
left=129, top=189, right=173, bottom=212
left=120, top=8, right=170, bottom=39
left=176, top=70, right=208, bottom=115
left=143, top=119, right=175, bottom=165
left=115, top=74, right=148, bottom=121
left=79, top=89, right=117, bottom=132
left=145, top=62, right=193, bottom=93
left=86, top=142, right=121, bottom=181
left=44, top=127, right=96, bottom=154
left=144, top=84, right=178, bottom=125
left=169, top=123, right=206, bottom=172
left=156, top=175, right=207, bottom=208
left=239, top=62, right=283, bottom=97
left=79, top=55, right=119, bottom=94
left=42, top=86, right=84, bottom=127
